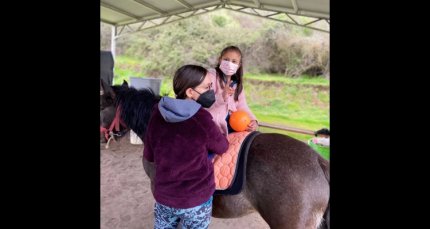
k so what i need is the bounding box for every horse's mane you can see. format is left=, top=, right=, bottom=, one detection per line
left=114, top=85, right=161, bottom=139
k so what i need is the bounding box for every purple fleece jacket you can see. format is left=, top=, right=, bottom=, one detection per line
left=143, top=97, right=228, bottom=208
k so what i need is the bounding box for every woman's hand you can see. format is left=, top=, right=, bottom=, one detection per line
left=246, top=120, right=258, bottom=132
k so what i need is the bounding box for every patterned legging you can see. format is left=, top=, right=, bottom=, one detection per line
left=154, top=196, right=213, bottom=229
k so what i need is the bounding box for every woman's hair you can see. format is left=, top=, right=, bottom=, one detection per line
left=173, top=65, right=208, bottom=99
left=215, top=46, right=244, bottom=101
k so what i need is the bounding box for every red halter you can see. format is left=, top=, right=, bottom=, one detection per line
left=100, top=106, right=127, bottom=141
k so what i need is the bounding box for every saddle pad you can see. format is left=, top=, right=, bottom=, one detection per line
left=213, top=131, right=251, bottom=190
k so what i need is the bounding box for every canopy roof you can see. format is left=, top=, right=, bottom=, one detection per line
left=101, top=0, right=329, bottom=36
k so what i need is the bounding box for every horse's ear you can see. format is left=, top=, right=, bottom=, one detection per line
left=122, top=80, right=129, bottom=87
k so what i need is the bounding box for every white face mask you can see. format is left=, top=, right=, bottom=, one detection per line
left=219, top=60, right=239, bottom=76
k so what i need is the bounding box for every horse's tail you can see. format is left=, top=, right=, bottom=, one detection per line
left=114, top=86, right=159, bottom=139
left=318, top=155, right=330, bottom=229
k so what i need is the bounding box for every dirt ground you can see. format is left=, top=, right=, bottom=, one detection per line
left=100, top=133, right=270, bottom=229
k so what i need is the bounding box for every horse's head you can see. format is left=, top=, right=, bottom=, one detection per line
left=100, top=78, right=161, bottom=143
left=100, top=80, right=130, bottom=143
left=113, top=81, right=161, bottom=141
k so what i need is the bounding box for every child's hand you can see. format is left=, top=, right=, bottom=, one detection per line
left=227, top=81, right=236, bottom=96
left=223, top=80, right=236, bottom=100
left=246, top=120, right=258, bottom=132
left=227, top=86, right=235, bottom=96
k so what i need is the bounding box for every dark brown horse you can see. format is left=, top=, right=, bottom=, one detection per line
left=112, top=81, right=330, bottom=229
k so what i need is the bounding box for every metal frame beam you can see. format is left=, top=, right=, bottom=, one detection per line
left=262, top=3, right=327, bottom=19
left=303, top=18, right=322, bottom=26
left=228, top=0, right=258, bottom=8
left=116, top=1, right=221, bottom=26
left=101, top=18, right=116, bottom=26
left=114, top=5, right=223, bottom=38
left=285, top=13, right=299, bottom=24
left=223, top=5, right=329, bottom=33
left=111, top=25, right=116, bottom=58
left=223, top=1, right=328, bottom=19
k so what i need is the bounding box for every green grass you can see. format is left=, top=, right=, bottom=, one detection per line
left=113, top=56, right=148, bottom=85
left=111, top=56, right=329, bottom=142
left=246, top=73, right=329, bottom=86
left=160, top=79, right=174, bottom=97
left=112, top=56, right=175, bottom=97
left=255, top=113, right=328, bottom=142
left=243, top=74, right=329, bottom=142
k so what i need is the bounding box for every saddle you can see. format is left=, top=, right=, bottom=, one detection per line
left=213, top=131, right=261, bottom=195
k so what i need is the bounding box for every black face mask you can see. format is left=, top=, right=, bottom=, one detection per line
left=193, top=89, right=216, bottom=108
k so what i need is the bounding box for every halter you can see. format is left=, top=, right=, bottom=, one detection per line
left=100, top=106, right=128, bottom=142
